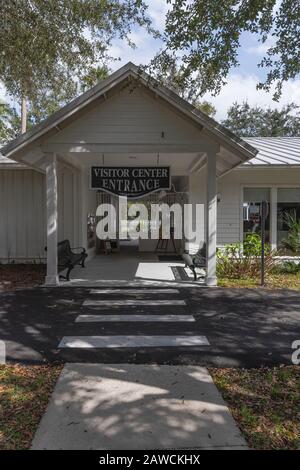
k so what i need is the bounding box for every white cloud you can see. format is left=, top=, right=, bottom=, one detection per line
left=107, top=0, right=168, bottom=69
left=246, top=36, right=276, bottom=55
left=246, top=43, right=271, bottom=55
left=107, top=35, right=161, bottom=69
left=204, top=74, right=300, bottom=120
left=147, top=0, right=170, bottom=31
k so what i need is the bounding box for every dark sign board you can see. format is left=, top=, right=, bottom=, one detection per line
left=91, top=166, right=171, bottom=198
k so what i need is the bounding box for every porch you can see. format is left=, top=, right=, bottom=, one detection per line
left=66, top=250, right=205, bottom=287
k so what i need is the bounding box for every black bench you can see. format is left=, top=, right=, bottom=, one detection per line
left=182, top=243, right=206, bottom=281
left=45, top=240, right=87, bottom=281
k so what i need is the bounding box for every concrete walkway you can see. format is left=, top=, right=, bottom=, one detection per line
left=31, top=364, right=247, bottom=450
left=67, top=252, right=205, bottom=286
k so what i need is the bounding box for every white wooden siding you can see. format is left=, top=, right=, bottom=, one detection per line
left=0, top=169, right=46, bottom=260
left=56, top=168, right=81, bottom=251
left=0, top=167, right=81, bottom=261
left=217, top=167, right=300, bottom=246
left=48, top=87, right=208, bottom=147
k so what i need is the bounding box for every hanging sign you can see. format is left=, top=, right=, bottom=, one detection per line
left=90, top=166, right=171, bottom=198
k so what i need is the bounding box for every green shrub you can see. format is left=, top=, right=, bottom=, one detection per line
left=281, top=211, right=300, bottom=254
left=272, top=261, right=300, bottom=275
left=217, top=234, right=275, bottom=279
left=243, top=233, right=271, bottom=256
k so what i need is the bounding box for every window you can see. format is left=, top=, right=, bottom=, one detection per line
left=277, top=188, right=300, bottom=253
left=243, top=188, right=270, bottom=242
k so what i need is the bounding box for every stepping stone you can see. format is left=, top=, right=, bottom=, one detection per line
left=58, top=335, right=209, bottom=348
left=75, top=314, right=195, bottom=322
left=82, top=299, right=186, bottom=307
left=89, top=288, right=180, bottom=294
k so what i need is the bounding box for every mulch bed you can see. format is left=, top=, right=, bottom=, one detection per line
left=0, top=264, right=46, bottom=292
left=0, top=364, right=62, bottom=450
left=211, top=366, right=300, bottom=449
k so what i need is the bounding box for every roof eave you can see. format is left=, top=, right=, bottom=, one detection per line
left=1, top=62, right=257, bottom=163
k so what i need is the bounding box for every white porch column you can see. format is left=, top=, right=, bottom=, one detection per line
left=270, top=187, right=277, bottom=251
left=45, top=153, right=59, bottom=286
left=205, top=151, right=217, bottom=286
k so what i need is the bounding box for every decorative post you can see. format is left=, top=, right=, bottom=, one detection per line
left=45, top=153, right=59, bottom=286
left=270, top=187, right=277, bottom=251
left=260, top=200, right=268, bottom=287
left=206, top=151, right=217, bottom=286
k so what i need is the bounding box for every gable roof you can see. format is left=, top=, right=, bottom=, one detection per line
left=1, top=62, right=257, bottom=166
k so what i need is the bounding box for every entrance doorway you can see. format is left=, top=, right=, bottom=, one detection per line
left=96, top=176, right=188, bottom=256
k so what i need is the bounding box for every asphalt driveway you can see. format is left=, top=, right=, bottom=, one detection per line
left=0, top=286, right=299, bottom=367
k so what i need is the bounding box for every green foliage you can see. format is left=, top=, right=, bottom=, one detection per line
left=222, top=102, right=300, bottom=137
left=1, top=64, right=111, bottom=138
left=152, top=58, right=216, bottom=115
left=272, top=261, right=300, bottom=275
left=80, top=65, right=110, bottom=92
left=196, top=101, right=216, bottom=117
left=0, top=102, right=20, bottom=144
left=243, top=233, right=271, bottom=256
left=152, top=0, right=300, bottom=101
left=280, top=211, right=300, bottom=254
left=27, top=65, right=110, bottom=126
left=217, top=234, right=275, bottom=279
left=0, top=1, right=153, bottom=131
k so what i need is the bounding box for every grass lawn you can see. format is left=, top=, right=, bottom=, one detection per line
left=218, top=273, right=300, bottom=290
left=211, top=366, right=300, bottom=450
left=0, top=364, right=299, bottom=450
left=0, top=364, right=62, bottom=450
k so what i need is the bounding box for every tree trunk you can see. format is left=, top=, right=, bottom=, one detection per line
left=21, top=95, right=27, bottom=133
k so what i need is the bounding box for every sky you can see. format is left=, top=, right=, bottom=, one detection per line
left=1, top=0, right=299, bottom=121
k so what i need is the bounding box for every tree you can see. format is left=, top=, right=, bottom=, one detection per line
left=0, top=1, right=153, bottom=133
left=152, top=0, right=300, bottom=101
left=152, top=58, right=216, bottom=116
left=222, top=102, right=300, bottom=136
left=0, top=65, right=111, bottom=141
left=80, top=65, right=110, bottom=92
left=0, top=102, right=20, bottom=143
left=25, top=65, right=111, bottom=126
left=196, top=101, right=216, bottom=117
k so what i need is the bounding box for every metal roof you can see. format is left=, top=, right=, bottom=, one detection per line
left=243, top=137, right=300, bottom=166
